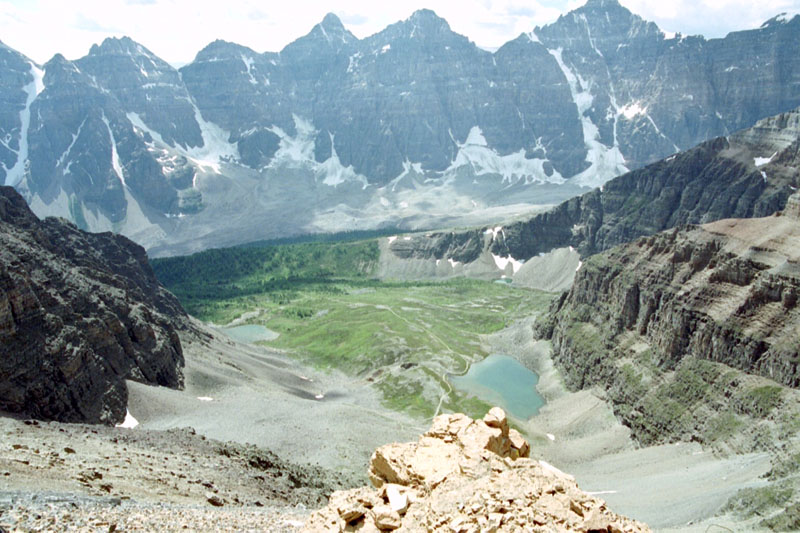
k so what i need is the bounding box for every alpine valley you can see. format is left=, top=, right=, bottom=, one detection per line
left=1, top=0, right=800, bottom=256
left=2, top=1, right=800, bottom=532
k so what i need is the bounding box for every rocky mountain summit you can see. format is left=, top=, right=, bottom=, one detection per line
left=305, top=408, right=649, bottom=532
left=0, top=186, right=189, bottom=424
left=2, top=2, right=800, bottom=254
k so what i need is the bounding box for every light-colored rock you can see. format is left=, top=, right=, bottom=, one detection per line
left=384, top=484, right=408, bottom=514
left=372, top=505, right=402, bottom=530
left=786, top=192, right=800, bottom=220
left=482, top=407, right=508, bottom=431
left=508, top=428, right=530, bottom=458
left=304, top=409, right=651, bottom=532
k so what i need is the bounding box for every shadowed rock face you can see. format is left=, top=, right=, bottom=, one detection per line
left=0, top=186, right=189, bottom=424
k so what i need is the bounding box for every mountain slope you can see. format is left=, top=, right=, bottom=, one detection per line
left=0, top=186, right=190, bottom=423
left=533, top=193, right=800, bottom=529
left=3, top=3, right=800, bottom=254
left=382, top=107, right=800, bottom=280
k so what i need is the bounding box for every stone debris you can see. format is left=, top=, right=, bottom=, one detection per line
left=304, top=409, right=651, bottom=532
left=206, top=492, right=225, bottom=507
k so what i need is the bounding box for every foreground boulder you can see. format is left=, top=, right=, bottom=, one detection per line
left=0, top=186, right=190, bottom=424
left=304, top=408, right=650, bottom=532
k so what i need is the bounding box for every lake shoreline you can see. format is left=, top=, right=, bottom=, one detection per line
left=487, top=315, right=770, bottom=531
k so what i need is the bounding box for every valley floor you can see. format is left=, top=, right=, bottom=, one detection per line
left=0, top=317, right=782, bottom=532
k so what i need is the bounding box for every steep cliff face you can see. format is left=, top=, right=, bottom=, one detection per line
left=536, top=194, right=799, bottom=446
left=535, top=195, right=800, bottom=528
left=0, top=186, right=189, bottom=423
left=546, top=211, right=799, bottom=387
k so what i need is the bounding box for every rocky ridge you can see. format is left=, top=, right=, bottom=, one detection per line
left=533, top=193, right=800, bottom=528
left=384, top=107, right=800, bottom=282
left=304, top=408, right=649, bottom=532
left=541, top=192, right=800, bottom=391
left=2, top=2, right=800, bottom=253
left=0, top=185, right=190, bottom=424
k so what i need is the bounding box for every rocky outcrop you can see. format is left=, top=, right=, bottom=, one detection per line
left=0, top=186, right=190, bottom=423
left=543, top=196, right=800, bottom=390
left=530, top=193, right=800, bottom=454
left=787, top=191, right=800, bottom=219
left=305, top=408, right=650, bottom=532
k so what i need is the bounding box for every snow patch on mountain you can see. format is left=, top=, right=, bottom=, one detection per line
left=56, top=118, right=86, bottom=174
left=754, top=152, right=777, bottom=167
left=385, top=160, right=424, bottom=192
left=763, top=12, right=800, bottom=26
left=128, top=108, right=237, bottom=175
left=317, top=134, right=368, bottom=188
left=447, top=126, right=565, bottom=185
left=268, top=116, right=368, bottom=188
left=241, top=54, right=258, bottom=85
left=619, top=102, right=647, bottom=120
left=268, top=115, right=316, bottom=165
left=485, top=226, right=505, bottom=240
left=4, top=63, right=44, bottom=186
left=185, top=100, right=239, bottom=172
left=128, top=112, right=165, bottom=144
left=492, top=253, right=524, bottom=274
left=548, top=48, right=628, bottom=188
left=776, top=12, right=800, bottom=23
left=102, top=114, right=126, bottom=187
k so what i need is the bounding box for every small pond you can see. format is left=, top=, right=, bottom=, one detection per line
left=222, top=324, right=279, bottom=343
left=451, top=354, right=545, bottom=420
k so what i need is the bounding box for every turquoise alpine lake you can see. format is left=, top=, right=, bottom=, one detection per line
left=451, top=354, right=545, bottom=419
left=222, top=324, right=279, bottom=343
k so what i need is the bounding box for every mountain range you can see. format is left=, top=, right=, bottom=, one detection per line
left=1, top=0, right=800, bottom=255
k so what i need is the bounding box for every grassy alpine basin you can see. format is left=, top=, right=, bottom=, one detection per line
left=153, top=238, right=555, bottom=419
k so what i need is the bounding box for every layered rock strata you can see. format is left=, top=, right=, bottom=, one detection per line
left=304, top=408, right=650, bottom=532
left=542, top=193, right=800, bottom=390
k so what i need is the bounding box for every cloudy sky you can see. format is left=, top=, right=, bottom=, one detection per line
left=1, top=0, right=799, bottom=66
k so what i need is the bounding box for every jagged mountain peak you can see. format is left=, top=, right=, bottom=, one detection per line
left=0, top=39, right=37, bottom=69
left=320, top=12, right=347, bottom=32
left=536, top=0, right=664, bottom=55
left=567, top=0, right=642, bottom=27
left=372, top=8, right=466, bottom=47
left=405, top=8, right=452, bottom=32
left=89, top=36, right=157, bottom=59
left=408, top=8, right=447, bottom=23
left=42, top=53, right=84, bottom=83
left=192, top=39, right=261, bottom=63
left=314, top=11, right=355, bottom=39
left=583, top=0, right=621, bottom=7
left=296, top=12, right=358, bottom=48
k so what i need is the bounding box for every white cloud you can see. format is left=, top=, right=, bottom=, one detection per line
left=0, top=0, right=797, bottom=66
left=620, top=0, right=800, bottom=38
